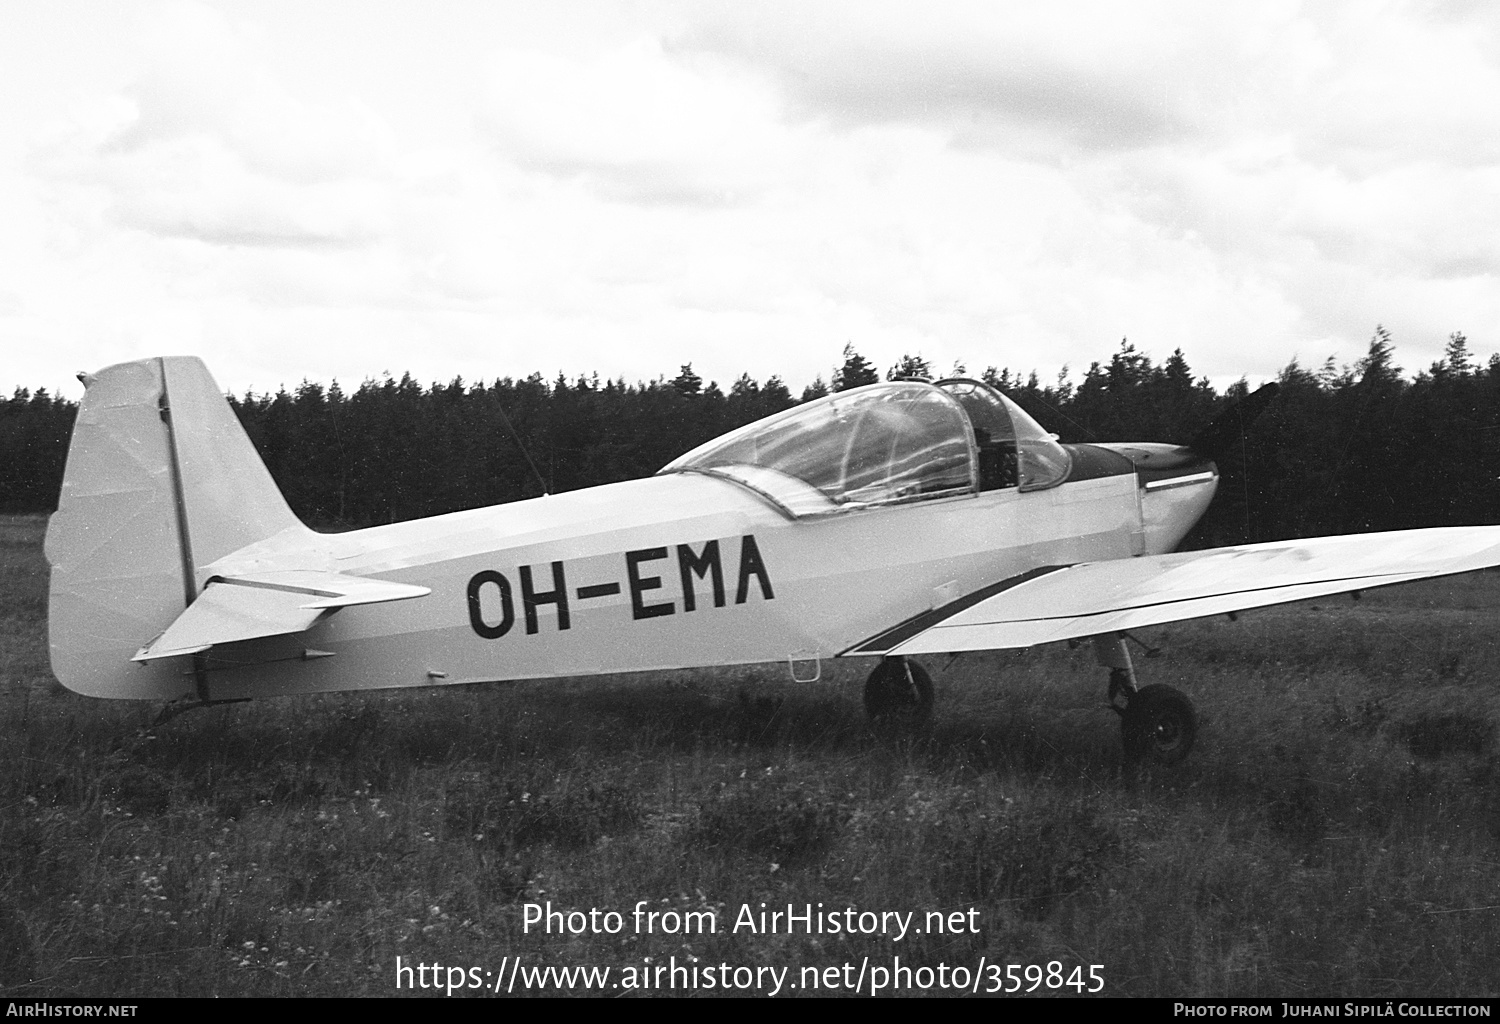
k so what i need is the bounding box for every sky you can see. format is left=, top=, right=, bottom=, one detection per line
left=2, top=0, right=1497, bottom=400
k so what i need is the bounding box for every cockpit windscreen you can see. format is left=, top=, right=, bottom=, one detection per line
left=664, top=383, right=975, bottom=511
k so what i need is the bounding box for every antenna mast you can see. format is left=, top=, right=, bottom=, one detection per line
left=494, top=396, right=550, bottom=497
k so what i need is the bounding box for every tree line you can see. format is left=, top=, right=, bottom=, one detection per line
left=3, top=328, right=1497, bottom=547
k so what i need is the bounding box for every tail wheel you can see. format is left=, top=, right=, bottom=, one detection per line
left=1121, top=684, right=1196, bottom=765
left=863, top=658, right=934, bottom=729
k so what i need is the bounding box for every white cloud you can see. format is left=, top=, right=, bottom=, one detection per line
left=476, top=35, right=805, bottom=204
left=103, top=3, right=394, bottom=181
left=98, top=136, right=388, bottom=249
left=678, top=1, right=1252, bottom=149
left=3, top=1, right=1498, bottom=399
left=32, top=2, right=396, bottom=253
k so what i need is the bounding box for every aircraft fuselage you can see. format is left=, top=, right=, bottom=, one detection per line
left=181, top=455, right=1213, bottom=702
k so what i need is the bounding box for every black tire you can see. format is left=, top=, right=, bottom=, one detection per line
left=1121, top=684, right=1196, bottom=765
left=863, top=658, right=934, bottom=729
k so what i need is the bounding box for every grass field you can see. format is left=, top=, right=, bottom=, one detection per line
left=3, top=512, right=1499, bottom=997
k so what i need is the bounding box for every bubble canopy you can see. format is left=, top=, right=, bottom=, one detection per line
left=661, top=380, right=1070, bottom=518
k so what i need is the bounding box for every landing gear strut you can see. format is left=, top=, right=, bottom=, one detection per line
left=1096, top=635, right=1196, bottom=765
left=863, top=656, right=933, bottom=730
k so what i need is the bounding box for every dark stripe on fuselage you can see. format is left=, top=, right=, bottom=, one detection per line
left=1061, top=444, right=1136, bottom=482
left=848, top=443, right=1215, bottom=657
left=843, top=564, right=1072, bottom=655
left=1066, top=443, right=1217, bottom=488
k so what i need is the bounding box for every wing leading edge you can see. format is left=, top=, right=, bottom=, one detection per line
left=851, top=527, right=1500, bottom=657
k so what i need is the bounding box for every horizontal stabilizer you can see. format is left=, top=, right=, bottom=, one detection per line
left=132, top=571, right=430, bottom=662
left=862, top=526, right=1500, bottom=656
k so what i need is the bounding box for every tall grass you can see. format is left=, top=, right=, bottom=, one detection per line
left=3, top=515, right=1498, bottom=996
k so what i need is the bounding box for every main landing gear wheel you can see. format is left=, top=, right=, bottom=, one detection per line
left=1120, top=684, right=1196, bottom=765
left=864, top=657, right=934, bottom=730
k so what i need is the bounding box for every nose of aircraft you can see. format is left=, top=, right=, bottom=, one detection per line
left=1081, top=382, right=1277, bottom=554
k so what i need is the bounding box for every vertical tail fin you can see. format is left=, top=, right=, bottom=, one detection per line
left=46, top=357, right=307, bottom=698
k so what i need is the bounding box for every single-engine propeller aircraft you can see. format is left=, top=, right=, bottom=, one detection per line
left=45, top=357, right=1500, bottom=763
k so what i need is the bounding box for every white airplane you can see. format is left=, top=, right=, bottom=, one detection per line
left=45, top=357, right=1500, bottom=763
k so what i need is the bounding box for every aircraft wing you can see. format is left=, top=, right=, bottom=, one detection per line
left=132, top=571, right=430, bottom=662
left=851, top=527, right=1500, bottom=657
